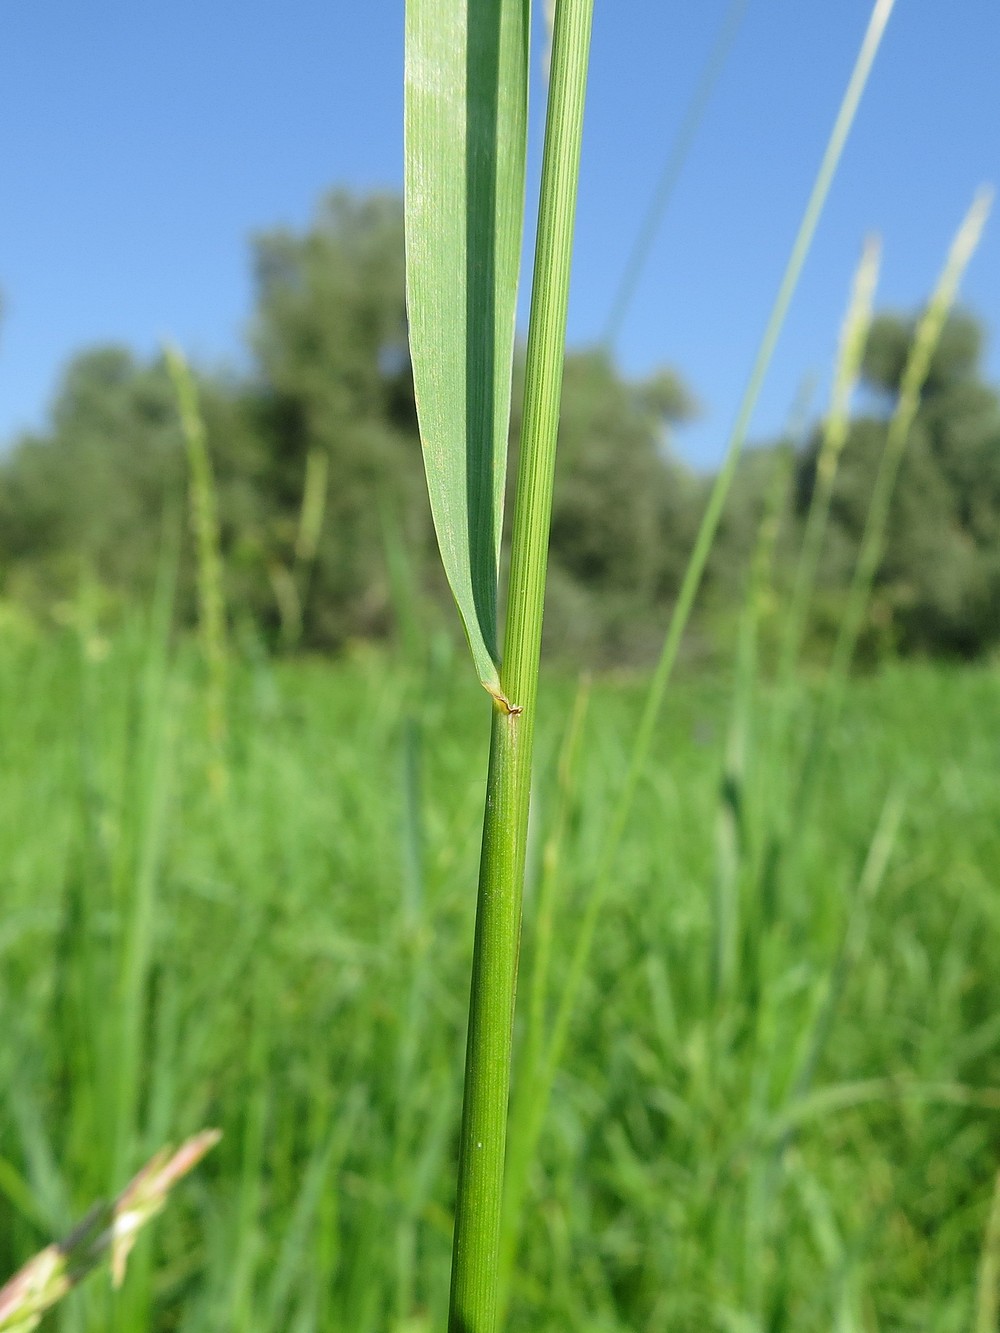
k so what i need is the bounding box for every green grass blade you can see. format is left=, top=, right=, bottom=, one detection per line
left=110, top=658, right=175, bottom=1204
left=404, top=0, right=528, bottom=702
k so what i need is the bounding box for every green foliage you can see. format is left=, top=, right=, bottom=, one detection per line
left=1, top=637, right=1000, bottom=1329
left=0, top=348, right=185, bottom=607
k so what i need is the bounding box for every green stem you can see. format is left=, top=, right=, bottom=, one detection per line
left=447, top=2, right=594, bottom=1329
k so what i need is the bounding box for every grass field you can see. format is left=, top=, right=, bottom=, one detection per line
left=2, top=621, right=999, bottom=1331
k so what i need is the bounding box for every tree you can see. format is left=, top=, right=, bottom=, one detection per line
left=0, top=192, right=431, bottom=650
left=0, top=348, right=186, bottom=609
left=247, top=190, right=430, bottom=647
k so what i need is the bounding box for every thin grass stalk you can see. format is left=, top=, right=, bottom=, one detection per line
left=779, top=234, right=881, bottom=687
left=757, top=192, right=992, bottom=986
left=164, top=346, right=228, bottom=791
left=294, top=447, right=329, bottom=570
left=752, top=238, right=880, bottom=929
left=786, top=788, right=904, bottom=1112
left=603, top=0, right=896, bottom=857
left=269, top=562, right=303, bottom=651
left=520, top=680, right=590, bottom=1123
left=498, top=676, right=590, bottom=1315
left=380, top=498, right=449, bottom=1325
left=379, top=493, right=427, bottom=673
left=109, top=541, right=178, bottom=1195
left=826, top=188, right=992, bottom=700
left=225, top=1000, right=270, bottom=1327
left=754, top=242, right=876, bottom=793
left=392, top=719, right=432, bottom=1324
left=602, top=0, right=749, bottom=348
left=109, top=784, right=174, bottom=1321
left=266, top=443, right=327, bottom=652
left=276, top=445, right=330, bottom=648
left=114, top=978, right=183, bottom=1330
left=712, top=446, right=791, bottom=1007
left=501, top=2, right=897, bottom=1262
left=447, top=2, right=594, bottom=1328
left=975, top=1171, right=1000, bottom=1333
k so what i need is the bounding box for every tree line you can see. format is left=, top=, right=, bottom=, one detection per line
left=1, top=189, right=998, bottom=666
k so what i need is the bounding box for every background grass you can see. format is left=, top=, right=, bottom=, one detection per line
left=1, top=613, right=999, bottom=1331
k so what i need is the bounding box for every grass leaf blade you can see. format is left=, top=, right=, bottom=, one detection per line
left=404, top=0, right=529, bottom=699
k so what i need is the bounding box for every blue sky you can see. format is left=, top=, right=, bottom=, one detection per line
left=0, top=2, right=996, bottom=467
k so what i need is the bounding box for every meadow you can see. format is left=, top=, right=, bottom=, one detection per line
left=1, top=1, right=997, bottom=1328
left=2, top=613, right=999, bottom=1331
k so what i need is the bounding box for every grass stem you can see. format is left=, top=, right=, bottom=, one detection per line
left=447, top=2, right=595, bottom=1328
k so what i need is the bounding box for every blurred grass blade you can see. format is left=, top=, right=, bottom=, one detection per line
left=784, top=190, right=994, bottom=833
left=164, top=346, right=227, bottom=692
left=758, top=238, right=881, bottom=914
left=975, top=1172, right=1000, bottom=1333
left=780, top=234, right=881, bottom=685
left=712, top=446, right=791, bottom=1003
left=602, top=0, right=749, bottom=348
left=404, top=0, right=528, bottom=703
left=621, top=0, right=897, bottom=788
left=261, top=1134, right=337, bottom=1333
left=827, top=187, right=993, bottom=691
left=165, top=344, right=229, bottom=790
left=294, top=447, right=329, bottom=568
left=767, top=184, right=991, bottom=949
